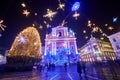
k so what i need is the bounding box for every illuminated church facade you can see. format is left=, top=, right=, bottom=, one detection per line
left=44, top=26, right=78, bottom=65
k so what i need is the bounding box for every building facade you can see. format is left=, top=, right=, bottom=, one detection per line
left=79, top=35, right=116, bottom=62
left=44, top=26, right=78, bottom=65
left=108, top=32, right=120, bottom=58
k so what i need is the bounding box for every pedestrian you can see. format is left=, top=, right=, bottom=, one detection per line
left=77, top=61, right=82, bottom=78
left=64, top=62, right=67, bottom=72
left=82, top=61, right=86, bottom=75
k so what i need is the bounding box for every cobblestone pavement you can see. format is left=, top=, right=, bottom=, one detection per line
left=0, top=63, right=120, bottom=80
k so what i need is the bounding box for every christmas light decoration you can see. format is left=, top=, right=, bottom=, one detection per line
left=43, top=9, right=57, bottom=21
left=73, top=12, right=80, bottom=20
left=72, top=2, right=80, bottom=11
left=23, top=9, right=30, bottom=16
left=0, top=19, right=6, bottom=31
left=83, top=30, right=86, bottom=34
left=113, top=17, right=118, bottom=22
left=8, top=27, right=42, bottom=58
left=108, top=26, right=114, bottom=30
left=57, top=0, right=65, bottom=10
left=21, top=3, right=26, bottom=7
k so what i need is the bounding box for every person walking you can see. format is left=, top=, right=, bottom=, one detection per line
left=77, top=61, right=82, bottom=78
left=82, top=61, right=86, bottom=75
left=64, top=62, right=67, bottom=72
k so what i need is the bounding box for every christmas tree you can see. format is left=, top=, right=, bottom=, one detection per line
left=6, top=27, right=42, bottom=71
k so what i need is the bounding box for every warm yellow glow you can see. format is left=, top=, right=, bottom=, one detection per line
left=87, top=20, right=92, bottom=27
left=8, top=27, right=42, bottom=58
left=21, top=3, right=26, bottom=7
left=43, top=9, right=57, bottom=21
left=23, top=9, right=30, bottom=16
left=0, top=19, right=6, bottom=31
left=73, top=12, right=80, bottom=20
left=108, top=26, right=114, bottom=30
left=57, top=0, right=65, bottom=10
left=100, top=37, right=104, bottom=40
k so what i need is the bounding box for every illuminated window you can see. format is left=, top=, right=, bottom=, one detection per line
left=59, top=32, right=62, bottom=37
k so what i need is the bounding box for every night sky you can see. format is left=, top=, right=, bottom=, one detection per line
left=0, top=0, right=120, bottom=49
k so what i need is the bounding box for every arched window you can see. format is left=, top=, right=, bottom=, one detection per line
left=59, top=32, right=62, bottom=37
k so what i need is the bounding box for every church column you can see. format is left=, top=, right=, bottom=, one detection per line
left=44, top=40, right=47, bottom=56
left=52, top=41, right=54, bottom=55
left=74, top=40, right=78, bottom=54
left=54, top=42, right=56, bottom=55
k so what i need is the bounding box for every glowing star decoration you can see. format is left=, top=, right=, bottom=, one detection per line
left=0, top=20, right=6, bottom=31
left=57, top=0, right=65, bottom=10
left=23, top=9, right=30, bottom=16
left=83, top=30, right=86, bottom=34
left=43, top=9, right=57, bottom=21
left=18, top=36, right=25, bottom=43
left=73, top=12, right=80, bottom=20
left=72, top=2, right=80, bottom=11
left=108, top=26, right=114, bottom=30
left=92, top=27, right=99, bottom=33
left=113, top=17, right=118, bottom=22
left=21, top=3, right=26, bottom=7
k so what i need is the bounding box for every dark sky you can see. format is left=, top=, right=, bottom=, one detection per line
left=0, top=0, right=120, bottom=49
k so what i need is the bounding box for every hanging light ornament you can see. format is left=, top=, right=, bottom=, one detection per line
left=43, top=9, right=57, bottom=21
left=0, top=19, right=6, bottom=31
left=57, top=0, right=65, bottom=11
left=108, top=26, right=114, bottom=30
left=21, top=3, right=26, bottom=8
left=72, top=2, right=80, bottom=20
left=73, top=12, right=80, bottom=20
left=23, top=9, right=30, bottom=16
left=72, top=2, right=80, bottom=11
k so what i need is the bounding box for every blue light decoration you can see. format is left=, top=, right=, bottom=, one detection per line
left=72, top=2, right=80, bottom=11
left=18, top=36, right=25, bottom=43
left=113, top=17, right=118, bottom=22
